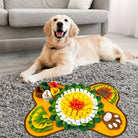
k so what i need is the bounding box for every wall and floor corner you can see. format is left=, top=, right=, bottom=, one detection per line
left=108, top=0, right=138, bottom=38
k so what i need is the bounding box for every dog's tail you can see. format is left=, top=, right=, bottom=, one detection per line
left=125, top=52, right=138, bottom=58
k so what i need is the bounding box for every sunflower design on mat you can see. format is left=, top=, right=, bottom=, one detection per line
left=48, top=85, right=104, bottom=131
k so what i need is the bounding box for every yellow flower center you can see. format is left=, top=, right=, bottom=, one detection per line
left=60, top=92, right=93, bottom=120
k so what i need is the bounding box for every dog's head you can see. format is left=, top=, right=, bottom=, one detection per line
left=44, top=15, right=79, bottom=39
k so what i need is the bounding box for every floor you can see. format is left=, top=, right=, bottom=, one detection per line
left=0, top=33, right=138, bottom=77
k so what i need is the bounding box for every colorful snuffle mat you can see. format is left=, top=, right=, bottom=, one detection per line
left=25, top=82, right=127, bottom=137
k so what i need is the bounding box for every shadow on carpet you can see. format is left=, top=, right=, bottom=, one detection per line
left=0, top=62, right=138, bottom=138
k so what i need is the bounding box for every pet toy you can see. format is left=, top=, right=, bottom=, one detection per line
left=25, top=82, right=126, bottom=137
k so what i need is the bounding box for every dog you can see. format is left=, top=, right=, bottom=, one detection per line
left=20, top=15, right=138, bottom=83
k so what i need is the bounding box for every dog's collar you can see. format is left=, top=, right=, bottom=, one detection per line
left=50, top=47, right=60, bottom=50
left=49, top=46, right=66, bottom=50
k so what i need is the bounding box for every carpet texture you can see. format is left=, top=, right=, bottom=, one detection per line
left=0, top=62, right=138, bottom=138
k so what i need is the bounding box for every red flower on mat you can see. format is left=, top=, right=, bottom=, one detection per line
left=70, top=99, right=85, bottom=111
left=49, top=82, right=58, bottom=88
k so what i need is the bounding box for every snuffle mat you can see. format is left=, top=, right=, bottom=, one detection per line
left=25, top=82, right=127, bottom=137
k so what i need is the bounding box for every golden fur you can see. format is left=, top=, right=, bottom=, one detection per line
left=20, top=15, right=137, bottom=83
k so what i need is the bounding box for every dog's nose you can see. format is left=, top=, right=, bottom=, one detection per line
left=57, top=22, right=63, bottom=28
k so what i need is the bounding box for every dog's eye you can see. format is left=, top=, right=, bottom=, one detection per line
left=53, top=18, right=57, bottom=22
left=64, top=19, right=68, bottom=22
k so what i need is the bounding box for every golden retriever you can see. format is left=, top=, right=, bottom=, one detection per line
left=20, top=15, right=138, bottom=83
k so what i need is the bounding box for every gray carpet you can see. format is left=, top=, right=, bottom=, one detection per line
left=0, top=62, right=138, bottom=138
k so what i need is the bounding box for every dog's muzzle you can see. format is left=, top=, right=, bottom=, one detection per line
left=54, top=22, right=67, bottom=39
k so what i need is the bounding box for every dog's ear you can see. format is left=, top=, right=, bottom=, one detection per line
left=43, top=20, right=51, bottom=37
left=69, top=21, right=79, bottom=37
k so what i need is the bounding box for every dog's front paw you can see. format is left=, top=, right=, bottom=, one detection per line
left=23, top=75, right=37, bottom=83
left=20, top=70, right=32, bottom=78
